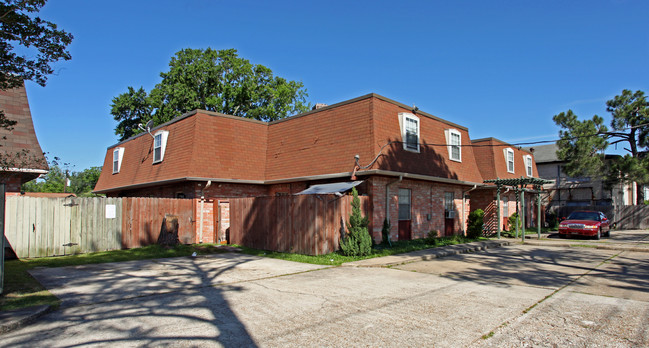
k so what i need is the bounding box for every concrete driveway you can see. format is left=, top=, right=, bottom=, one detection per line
left=1, top=232, right=648, bottom=347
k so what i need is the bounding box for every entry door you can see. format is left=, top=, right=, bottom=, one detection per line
left=398, top=189, right=412, bottom=240
left=444, top=192, right=455, bottom=236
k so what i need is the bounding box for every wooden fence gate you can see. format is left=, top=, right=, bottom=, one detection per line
left=5, top=196, right=122, bottom=258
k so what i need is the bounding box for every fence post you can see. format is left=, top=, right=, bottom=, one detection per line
left=0, top=184, right=5, bottom=295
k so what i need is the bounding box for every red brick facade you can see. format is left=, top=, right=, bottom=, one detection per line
left=96, top=94, right=536, bottom=245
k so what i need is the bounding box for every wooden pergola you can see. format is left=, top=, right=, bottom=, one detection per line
left=484, top=177, right=554, bottom=241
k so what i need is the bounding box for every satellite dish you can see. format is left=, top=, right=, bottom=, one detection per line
left=145, top=119, right=154, bottom=131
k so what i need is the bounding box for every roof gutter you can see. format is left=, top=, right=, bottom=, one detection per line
left=94, top=170, right=485, bottom=194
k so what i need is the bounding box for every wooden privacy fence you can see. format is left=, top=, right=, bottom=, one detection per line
left=5, top=196, right=196, bottom=258
left=121, top=197, right=195, bottom=248
left=229, top=194, right=370, bottom=255
left=5, top=196, right=122, bottom=258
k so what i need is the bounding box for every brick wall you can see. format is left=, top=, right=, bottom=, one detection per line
left=367, top=176, right=470, bottom=242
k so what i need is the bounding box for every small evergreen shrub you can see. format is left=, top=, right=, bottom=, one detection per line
left=508, top=212, right=522, bottom=231
left=466, top=209, right=484, bottom=238
left=426, top=230, right=440, bottom=245
left=546, top=212, right=558, bottom=229
left=381, top=218, right=392, bottom=246
left=340, top=188, right=372, bottom=256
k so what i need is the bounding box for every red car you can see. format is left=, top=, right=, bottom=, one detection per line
left=558, top=211, right=611, bottom=239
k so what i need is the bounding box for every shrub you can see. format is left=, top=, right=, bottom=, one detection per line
left=508, top=212, right=522, bottom=231
left=340, top=188, right=372, bottom=256
left=546, top=211, right=558, bottom=229
left=426, top=230, right=440, bottom=245
left=381, top=218, right=392, bottom=247
left=466, top=209, right=484, bottom=238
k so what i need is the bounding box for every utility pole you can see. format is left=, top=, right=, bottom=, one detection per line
left=1, top=184, right=6, bottom=295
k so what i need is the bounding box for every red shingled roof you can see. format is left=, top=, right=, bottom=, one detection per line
left=95, top=94, right=486, bottom=193
left=472, top=137, right=537, bottom=181
left=0, top=82, right=48, bottom=184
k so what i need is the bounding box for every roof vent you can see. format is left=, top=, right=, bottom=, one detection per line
left=313, top=103, right=328, bottom=110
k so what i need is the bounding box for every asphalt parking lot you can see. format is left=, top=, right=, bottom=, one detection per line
left=1, top=231, right=648, bottom=347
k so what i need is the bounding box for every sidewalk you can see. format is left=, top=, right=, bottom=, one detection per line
left=522, top=238, right=649, bottom=253
left=343, top=240, right=512, bottom=267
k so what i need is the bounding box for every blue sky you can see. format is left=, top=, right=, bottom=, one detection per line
left=24, top=0, right=649, bottom=171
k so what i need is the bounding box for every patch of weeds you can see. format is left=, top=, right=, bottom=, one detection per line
left=481, top=331, right=495, bottom=339
left=571, top=244, right=599, bottom=248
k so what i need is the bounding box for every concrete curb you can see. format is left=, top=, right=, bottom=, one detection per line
left=523, top=240, right=649, bottom=253
left=342, top=240, right=512, bottom=268
left=0, top=304, right=53, bottom=335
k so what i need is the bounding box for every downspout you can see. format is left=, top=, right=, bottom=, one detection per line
left=199, top=180, right=212, bottom=243
left=386, top=175, right=403, bottom=239
left=462, top=185, right=478, bottom=236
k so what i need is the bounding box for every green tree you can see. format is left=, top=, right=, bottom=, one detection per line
left=111, top=48, right=311, bottom=141
left=0, top=0, right=73, bottom=128
left=69, top=166, right=102, bottom=196
left=21, top=156, right=102, bottom=196
left=553, top=89, right=649, bottom=204
left=340, top=188, right=372, bottom=257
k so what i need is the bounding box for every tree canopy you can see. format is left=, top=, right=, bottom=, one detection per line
left=553, top=89, right=649, bottom=204
left=22, top=157, right=102, bottom=197
left=111, top=48, right=311, bottom=141
left=0, top=0, right=73, bottom=90
left=0, top=0, right=72, bottom=176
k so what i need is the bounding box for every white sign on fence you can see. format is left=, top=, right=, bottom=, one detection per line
left=106, top=204, right=116, bottom=219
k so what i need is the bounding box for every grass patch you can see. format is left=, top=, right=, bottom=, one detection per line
left=481, top=331, right=495, bottom=339
left=1, top=243, right=228, bottom=311
left=570, top=244, right=600, bottom=248
left=499, top=227, right=551, bottom=238
left=236, top=235, right=484, bottom=266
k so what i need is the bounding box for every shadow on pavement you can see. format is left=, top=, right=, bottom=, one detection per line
left=5, top=254, right=260, bottom=347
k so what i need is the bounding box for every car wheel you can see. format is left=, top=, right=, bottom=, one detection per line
left=595, top=228, right=601, bottom=240
left=606, top=229, right=611, bottom=238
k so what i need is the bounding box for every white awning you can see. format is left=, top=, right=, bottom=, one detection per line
left=296, top=181, right=363, bottom=195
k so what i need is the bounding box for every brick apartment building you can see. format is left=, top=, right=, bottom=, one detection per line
left=470, top=137, right=539, bottom=232
left=94, top=93, right=538, bottom=244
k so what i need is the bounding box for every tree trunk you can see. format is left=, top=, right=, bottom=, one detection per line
left=157, top=214, right=180, bottom=246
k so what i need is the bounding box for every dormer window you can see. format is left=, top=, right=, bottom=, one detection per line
left=444, top=129, right=461, bottom=162
left=399, top=113, right=420, bottom=152
left=153, top=130, right=169, bottom=163
left=524, top=155, right=533, bottom=177
left=505, top=148, right=515, bottom=173
left=112, top=147, right=124, bottom=174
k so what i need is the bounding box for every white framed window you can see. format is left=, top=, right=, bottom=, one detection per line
left=398, top=113, right=420, bottom=152
left=444, top=129, right=461, bottom=162
left=504, top=148, right=515, bottom=173
left=112, top=147, right=124, bottom=174
left=153, top=130, right=169, bottom=163
left=524, top=155, right=533, bottom=177
left=444, top=192, right=455, bottom=218
left=398, top=188, right=411, bottom=220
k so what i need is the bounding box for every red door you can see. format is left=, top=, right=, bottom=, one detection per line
left=444, top=218, right=454, bottom=236
left=398, top=220, right=411, bottom=240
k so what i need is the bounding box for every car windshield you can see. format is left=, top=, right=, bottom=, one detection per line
left=567, top=212, right=600, bottom=221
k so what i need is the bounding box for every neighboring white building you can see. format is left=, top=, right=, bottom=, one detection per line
left=526, top=144, right=632, bottom=208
